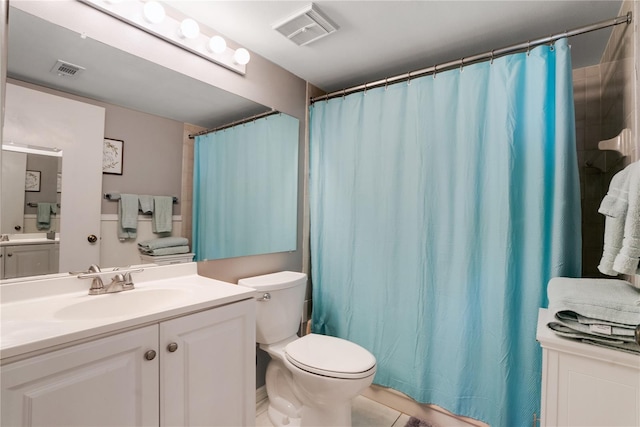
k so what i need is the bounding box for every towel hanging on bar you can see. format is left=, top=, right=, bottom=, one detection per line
left=104, top=192, right=178, bottom=204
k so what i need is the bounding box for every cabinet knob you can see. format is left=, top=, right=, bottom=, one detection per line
left=144, top=350, right=157, bottom=361
left=167, top=342, right=179, bottom=353
left=7, top=253, right=12, bottom=257
left=87, top=234, right=98, bottom=243
left=14, top=225, right=21, bottom=231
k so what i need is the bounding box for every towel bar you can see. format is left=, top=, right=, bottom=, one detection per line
left=27, top=202, right=61, bottom=208
left=104, top=193, right=178, bottom=204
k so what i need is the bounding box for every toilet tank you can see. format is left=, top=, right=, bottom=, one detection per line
left=238, top=271, right=307, bottom=345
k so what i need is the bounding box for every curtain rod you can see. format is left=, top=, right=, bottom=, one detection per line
left=311, top=11, right=632, bottom=103
left=188, top=109, right=279, bottom=139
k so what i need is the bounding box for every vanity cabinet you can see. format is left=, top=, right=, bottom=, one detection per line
left=1, top=299, right=255, bottom=426
left=537, top=308, right=640, bottom=426
left=1, top=243, right=59, bottom=279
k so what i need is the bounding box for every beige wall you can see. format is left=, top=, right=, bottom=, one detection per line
left=574, top=0, right=638, bottom=286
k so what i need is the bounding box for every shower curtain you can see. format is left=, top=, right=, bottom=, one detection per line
left=193, top=114, right=298, bottom=260
left=309, top=38, right=581, bottom=426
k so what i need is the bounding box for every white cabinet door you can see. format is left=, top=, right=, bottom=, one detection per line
left=1, top=325, right=159, bottom=427
left=160, top=299, right=256, bottom=427
left=538, top=309, right=640, bottom=427
left=3, top=244, right=58, bottom=279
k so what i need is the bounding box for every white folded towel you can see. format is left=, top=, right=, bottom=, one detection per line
left=598, top=160, right=640, bottom=283
left=613, top=161, right=640, bottom=278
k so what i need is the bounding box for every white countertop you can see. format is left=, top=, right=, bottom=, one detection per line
left=0, top=263, right=255, bottom=362
left=0, top=233, right=59, bottom=246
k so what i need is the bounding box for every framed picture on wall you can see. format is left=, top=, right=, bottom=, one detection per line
left=103, top=138, right=124, bottom=175
left=25, top=170, right=41, bottom=192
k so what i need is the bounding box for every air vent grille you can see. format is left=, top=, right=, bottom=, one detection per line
left=273, top=3, right=338, bottom=46
left=50, top=60, right=85, bottom=78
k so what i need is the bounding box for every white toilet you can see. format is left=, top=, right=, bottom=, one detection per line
left=238, top=271, right=377, bottom=427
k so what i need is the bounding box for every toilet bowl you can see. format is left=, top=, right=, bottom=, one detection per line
left=238, top=271, right=377, bottom=427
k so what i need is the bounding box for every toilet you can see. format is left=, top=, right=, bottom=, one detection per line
left=238, top=271, right=377, bottom=427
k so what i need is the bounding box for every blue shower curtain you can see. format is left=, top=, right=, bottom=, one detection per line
left=309, top=39, right=581, bottom=426
left=193, top=113, right=298, bottom=260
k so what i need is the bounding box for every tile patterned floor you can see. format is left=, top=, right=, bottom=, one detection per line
left=256, top=395, right=411, bottom=427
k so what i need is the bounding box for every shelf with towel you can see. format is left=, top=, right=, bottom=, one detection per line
left=27, top=202, right=60, bottom=208
left=585, top=128, right=636, bottom=173
left=104, top=193, right=178, bottom=204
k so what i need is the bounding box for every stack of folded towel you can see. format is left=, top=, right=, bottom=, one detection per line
left=546, top=277, right=640, bottom=354
left=138, top=236, right=190, bottom=256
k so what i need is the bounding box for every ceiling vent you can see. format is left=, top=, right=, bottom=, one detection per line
left=273, top=3, right=339, bottom=46
left=50, top=60, right=85, bottom=78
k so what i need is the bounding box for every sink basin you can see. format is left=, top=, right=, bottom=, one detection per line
left=54, top=288, right=190, bottom=320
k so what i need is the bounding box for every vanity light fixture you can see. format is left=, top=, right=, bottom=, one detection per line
left=208, top=35, right=227, bottom=54
left=179, top=18, right=200, bottom=39
left=78, top=0, right=249, bottom=75
left=233, top=48, right=251, bottom=65
left=143, top=1, right=165, bottom=25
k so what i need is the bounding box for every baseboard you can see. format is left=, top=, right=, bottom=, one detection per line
left=256, top=385, right=268, bottom=406
left=361, top=385, right=488, bottom=427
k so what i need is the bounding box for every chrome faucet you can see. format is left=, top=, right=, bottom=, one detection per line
left=87, top=264, right=105, bottom=295
left=104, top=274, right=127, bottom=293
left=78, top=265, right=141, bottom=295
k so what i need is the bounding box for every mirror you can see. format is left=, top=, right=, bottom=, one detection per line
left=1, top=144, right=63, bottom=279
left=2, top=144, right=62, bottom=236
left=3, top=4, right=300, bottom=280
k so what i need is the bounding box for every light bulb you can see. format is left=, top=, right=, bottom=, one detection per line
left=208, top=35, right=227, bottom=54
left=179, top=18, right=200, bottom=39
left=233, top=48, right=250, bottom=65
left=143, top=1, right=165, bottom=24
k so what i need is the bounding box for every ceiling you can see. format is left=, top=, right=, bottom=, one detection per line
left=167, top=1, right=625, bottom=92
left=7, top=1, right=625, bottom=128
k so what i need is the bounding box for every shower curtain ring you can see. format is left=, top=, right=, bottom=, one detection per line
left=385, top=78, right=389, bottom=90
left=342, top=89, right=346, bottom=99
left=433, top=65, right=437, bottom=79
left=460, top=57, right=464, bottom=72
left=363, top=83, right=367, bottom=95
left=527, top=40, right=531, bottom=56
left=490, top=50, right=495, bottom=64
left=407, top=72, right=411, bottom=85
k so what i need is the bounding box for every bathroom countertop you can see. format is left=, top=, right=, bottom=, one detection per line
left=0, top=237, right=60, bottom=247
left=0, top=263, right=255, bottom=363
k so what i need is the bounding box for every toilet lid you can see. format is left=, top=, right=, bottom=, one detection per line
left=284, top=334, right=376, bottom=379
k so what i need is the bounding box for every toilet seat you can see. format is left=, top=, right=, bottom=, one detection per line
left=284, top=334, right=376, bottom=379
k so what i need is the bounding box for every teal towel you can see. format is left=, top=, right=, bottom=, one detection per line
left=118, top=193, right=139, bottom=240
left=36, top=203, right=56, bottom=230
left=547, top=277, right=640, bottom=326
left=139, top=195, right=154, bottom=214
left=138, top=236, right=189, bottom=251
left=139, top=245, right=190, bottom=256
left=152, top=196, right=173, bottom=233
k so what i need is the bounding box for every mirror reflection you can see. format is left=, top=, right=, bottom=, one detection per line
left=193, top=113, right=299, bottom=260
left=1, top=144, right=62, bottom=279
left=3, top=4, right=300, bottom=281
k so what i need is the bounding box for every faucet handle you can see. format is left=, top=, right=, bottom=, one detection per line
left=122, top=272, right=135, bottom=290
